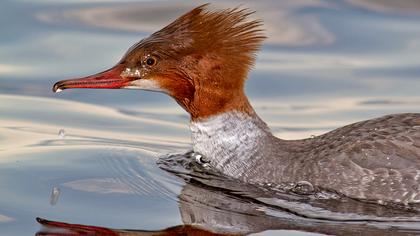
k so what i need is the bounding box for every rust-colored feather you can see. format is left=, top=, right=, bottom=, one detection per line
left=151, top=4, right=266, bottom=77
left=122, top=5, right=266, bottom=119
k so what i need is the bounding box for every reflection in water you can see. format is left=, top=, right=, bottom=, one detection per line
left=37, top=153, right=420, bottom=236
left=36, top=217, right=229, bottom=236
left=346, top=0, right=420, bottom=14
left=34, top=1, right=334, bottom=47
left=0, top=0, right=420, bottom=235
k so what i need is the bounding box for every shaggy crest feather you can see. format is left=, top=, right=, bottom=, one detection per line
left=130, top=4, right=266, bottom=83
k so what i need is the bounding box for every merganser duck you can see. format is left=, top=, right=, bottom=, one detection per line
left=53, top=5, right=420, bottom=205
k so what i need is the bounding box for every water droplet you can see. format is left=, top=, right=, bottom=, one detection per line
left=310, top=135, right=316, bottom=139
left=192, top=152, right=209, bottom=165
left=292, top=180, right=314, bottom=194
left=58, top=129, right=66, bottom=139
left=50, top=186, right=60, bottom=205
left=194, top=154, right=202, bottom=163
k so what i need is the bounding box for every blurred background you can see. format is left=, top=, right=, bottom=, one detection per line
left=0, top=0, right=419, bottom=235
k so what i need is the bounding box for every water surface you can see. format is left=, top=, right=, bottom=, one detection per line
left=1, top=0, right=420, bottom=235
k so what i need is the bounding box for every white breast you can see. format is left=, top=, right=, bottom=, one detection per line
left=189, top=111, right=272, bottom=176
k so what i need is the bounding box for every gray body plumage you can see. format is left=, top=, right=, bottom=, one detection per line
left=190, top=112, right=420, bottom=204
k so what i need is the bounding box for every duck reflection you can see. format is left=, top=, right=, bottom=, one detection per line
left=36, top=154, right=420, bottom=236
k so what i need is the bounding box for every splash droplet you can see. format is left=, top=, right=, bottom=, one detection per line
left=194, top=154, right=202, bottom=163
left=310, top=135, right=316, bottom=139
left=50, top=186, right=60, bottom=205
left=58, top=129, right=66, bottom=139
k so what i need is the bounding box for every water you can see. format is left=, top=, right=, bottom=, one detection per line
left=1, top=0, right=420, bottom=235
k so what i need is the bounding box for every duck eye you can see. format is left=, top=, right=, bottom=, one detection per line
left=145, top=57, right=156, bottom=66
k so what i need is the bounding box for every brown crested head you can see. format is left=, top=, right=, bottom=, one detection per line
left=53, top=4, right=265, bottom=120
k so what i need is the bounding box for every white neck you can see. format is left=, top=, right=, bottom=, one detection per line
left=189, top=111, right=272, bottom=176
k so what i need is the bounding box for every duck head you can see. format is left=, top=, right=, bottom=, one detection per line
left=53, top=4, right=265, bottom=120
